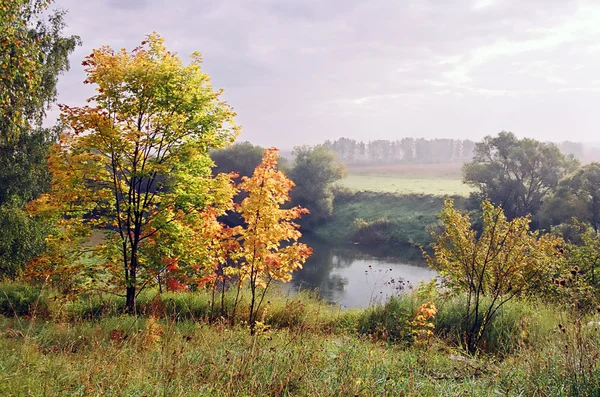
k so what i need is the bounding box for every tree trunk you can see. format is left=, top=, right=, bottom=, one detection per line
left=126, top=285, right=136, bottom=314
left=126, top=252, right=137, bottom=314
left=249, top=283, right=256, bottom=336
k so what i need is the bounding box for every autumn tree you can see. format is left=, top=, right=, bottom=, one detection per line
left=425, top=199, right=562, bottom=353
left=463, top=132, right=578, bottom=223
left=233, top=148, right=312, bottom=334
left=29, top=34, right=238, bottom=313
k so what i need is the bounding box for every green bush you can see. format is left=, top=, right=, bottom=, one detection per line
left=355, top=291, right=559, bottom=353
left=48, top=287, right=348, bottom=333
left=350, top=217, right=393, bottom=243
left=433, top=295, right=558, bottom=354
left=0, top=282, right=49, bottom=317
left=265, top=298, right=308, bottom=328
left=357, top=295, right=415, bottom=343
left=160, top=291, right=214, bottom=320
left=0, top=281, right=562, bottom=356
left=65, top=294, right=126, bottom=320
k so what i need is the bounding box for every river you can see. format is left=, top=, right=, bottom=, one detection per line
left=286, top=236, right=437, bottom=308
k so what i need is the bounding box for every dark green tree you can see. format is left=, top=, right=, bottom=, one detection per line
left=541, top=163, right=600, bottom=233
left=288, top=145, right=345, bottom=228
left=463, top=132, right=578, bottom=223
left=210, top=141, right=265, bottom=180
left=0, top=0, right=79, bottom=278
left=0, top=126, right=60, bottom=205
left=0, top=198, right=55, bottom=279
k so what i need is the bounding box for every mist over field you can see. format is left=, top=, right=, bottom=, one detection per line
left=46, top=0, right=600, bottom=148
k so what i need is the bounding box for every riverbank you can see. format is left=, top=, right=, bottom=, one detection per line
left=312, top=191, right=467, bottom=246
left=1, top=283, right=599, bottom=396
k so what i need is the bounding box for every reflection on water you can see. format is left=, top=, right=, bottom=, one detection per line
left=287, top=235, right=437, bottom=308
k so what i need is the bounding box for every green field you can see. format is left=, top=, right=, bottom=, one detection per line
left=338, top=174, right=473, bottom=196
left=314, top=192, right=456, bottom=245
left=337, top=163, right=473, bottom=196
left=312, top=163, right=472, bottom=245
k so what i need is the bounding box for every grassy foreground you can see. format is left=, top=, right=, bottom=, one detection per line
left=0, top=317, right=577, bottom=396
left=1, top=284, right=600, bottom=396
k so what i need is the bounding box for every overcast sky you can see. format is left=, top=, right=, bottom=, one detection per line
left=50, top=0, right=600, bottom=149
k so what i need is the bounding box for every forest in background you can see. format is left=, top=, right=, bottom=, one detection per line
left=318, top=136, right=599, bottom=165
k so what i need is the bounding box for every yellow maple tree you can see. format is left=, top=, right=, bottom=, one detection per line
left=232, top=148, right=312, bottom=333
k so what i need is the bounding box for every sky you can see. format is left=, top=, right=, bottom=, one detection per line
left=50, top=0, right=600, bottom=149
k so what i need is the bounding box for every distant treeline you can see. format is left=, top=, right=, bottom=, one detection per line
left=322, top=137, right=591, bottom=165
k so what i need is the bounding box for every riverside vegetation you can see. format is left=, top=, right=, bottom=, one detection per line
left=1, top=282, right=599, bottom=396
left=2, top=2, right=600, bottom=396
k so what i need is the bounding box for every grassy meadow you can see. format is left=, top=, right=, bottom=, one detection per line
left=313, top=192, right=465, bottom=245
left=1, top=283, right=599, bottom=396
left=337, top=163, right=473, bottom=196
left=313, top=163, right=471, bottom=245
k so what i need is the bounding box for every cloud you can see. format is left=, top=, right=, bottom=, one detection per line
left=104, top=0, right=153, bottom=10
left=49, top=0, right=600, bottom=147
left=472, top=0, right=497, bottom=10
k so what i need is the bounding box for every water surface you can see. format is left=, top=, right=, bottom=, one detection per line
left=287, top=236, right=437, bottom=308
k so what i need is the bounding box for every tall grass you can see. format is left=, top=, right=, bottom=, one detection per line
left=1, top=313, right=599, bottom=396
left=2, top=282, right=600, bottom=395
left=0, top=316, right=488, bottom=396
left=0, top=283, right=359, bottom=334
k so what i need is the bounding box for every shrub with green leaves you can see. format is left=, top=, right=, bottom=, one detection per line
left=0, top=282, right=48, bottom=316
